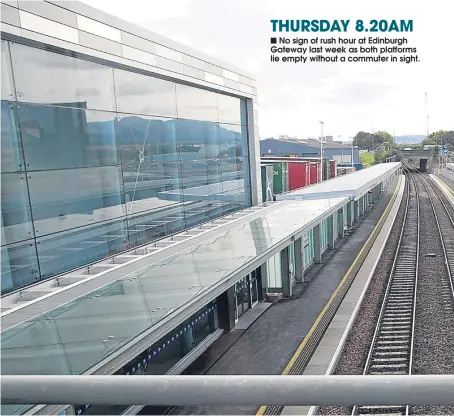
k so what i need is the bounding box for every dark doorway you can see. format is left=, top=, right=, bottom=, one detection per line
left=419, top=159, right=428, bottom=172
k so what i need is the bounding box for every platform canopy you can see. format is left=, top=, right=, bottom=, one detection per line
left=1, top=197, right=348, bottom=379
left=276, top=162, right=401, bottom=201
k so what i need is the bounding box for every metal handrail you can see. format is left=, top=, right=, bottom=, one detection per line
left=2, top=375, right=454, bottom=406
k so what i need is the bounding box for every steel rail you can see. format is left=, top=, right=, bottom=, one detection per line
left=352, top=166, right=419, bottom=416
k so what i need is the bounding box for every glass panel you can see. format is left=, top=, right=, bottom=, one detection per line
left=219, top=123, right=248, bottom=158
left=251, top=275, right=258, bottom=305
left=10, top=43, right=115, bottom=111
left=1, top=101, right=24, bottom=173
left=114, top=69, right=176, bottom=117
left=176, top=84, right=217, bottom=122
left=175, top=119, right=224, bottom=225
left=267, top=252, right=281, bottom=289
left=18, top=104, right=118, bottom=170
left=219, top=124, right=250, bottom=209
left=36, top=218, right=129, bottom=278
left=27, top=166, right=125, bottom=237
left=1, top=240, right=40, bottom=293
left=126, top=203, right=186, bottom=247
left=194, top=312, right=211, bottom=343
left=118, top=113, right=186, bottom=244
left=217, top=94, right=246, bottom=125
left=1, top=40, right=15, bottom=101
left=118, top=114, right=180, bottom=212
left=146, top=335, right=186, bottom=375
left=1, top=172, right=34, bottom=244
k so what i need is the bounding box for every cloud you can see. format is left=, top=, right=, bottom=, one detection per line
left=84, top=0, right=453, bottom=138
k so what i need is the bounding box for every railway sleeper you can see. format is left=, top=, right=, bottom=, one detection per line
left=371, top=358, right=408, bottom=363
left=374, top=351, right=408, bottom=356
left=376, top=339, right=408, bottom=345
left=370, top=363, right=408, bottom=369
left=358, top=404, right=405, bottom=415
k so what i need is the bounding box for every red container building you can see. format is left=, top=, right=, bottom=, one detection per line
left=288, top=161, right=310, bottom=190
left=329, top=160, right=337, bottom=179
left=309, top=162, right=321, bottom=184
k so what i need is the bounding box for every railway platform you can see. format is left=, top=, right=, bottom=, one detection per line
left=431, top=174, right=454, bottom=206
left=280, top=175, right=406, bottom=416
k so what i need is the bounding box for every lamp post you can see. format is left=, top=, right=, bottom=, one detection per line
left=351, top=137, right=354, bottom=167
left=319, top=121, right=324, bottom=182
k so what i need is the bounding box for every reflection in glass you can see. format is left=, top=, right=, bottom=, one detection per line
left=10, top=43, right=115, bottom=110
left=1, top=240, right=40, bottom=293
left=27, top=166, right=125, bottom=235
left=219, top=123, right=250, bottom=206
left=1, top=172, right=34, bottom=244
left=1, top=101, right=23, bottom=173
left=114, top=69, right=176, bottom=117
left=36, top=218, right=129, bottom=278
left=1, top=40, right=14, bottom=101
left=0, top=40, right=252, bottom=294
left=176, top=84, right=217, bottom=122
left=177, top=119, right=220, bottom=189
left=118, top=114, right=180, bottom=210
left=18, top=104, right=118, bottom=170
left=217, top=93, right=246, bottom=125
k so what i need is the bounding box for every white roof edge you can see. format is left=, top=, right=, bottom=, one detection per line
left=70, top=1, right=255, bottom=80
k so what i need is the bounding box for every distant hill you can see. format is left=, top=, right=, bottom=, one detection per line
left=395, top=135, right=425, bottom=144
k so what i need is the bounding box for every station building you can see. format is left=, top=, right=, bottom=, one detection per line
left=0, top=0, right=259, bottom=295
left=1, top=2, right=401, bottom=416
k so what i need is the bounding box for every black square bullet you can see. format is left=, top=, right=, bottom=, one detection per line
left=271, top=37, right=277, bottom=44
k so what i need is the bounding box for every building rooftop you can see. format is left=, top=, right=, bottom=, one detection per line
left=261, top=137, right=356, bottom=150
left=1, top=197, right=348, bottom=379
left=276, top=162, right=401, bottom=201
left=1, top=1, right=255, bottom=98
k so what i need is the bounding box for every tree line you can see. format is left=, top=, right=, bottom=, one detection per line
left=353, top=130, right=397, bottom=164
left=353, top=129, right=454, bottom=164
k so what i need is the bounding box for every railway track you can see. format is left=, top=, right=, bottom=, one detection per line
left=416, top=173, right=454, bottom=282
left=353, top=171, right=419, bottom=416
left=408, top=171, right=454, bottom=415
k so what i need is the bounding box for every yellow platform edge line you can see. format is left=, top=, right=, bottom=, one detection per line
left=436, top=175, right=454, bottom=196
left=256, top=174, right=403, bottom=416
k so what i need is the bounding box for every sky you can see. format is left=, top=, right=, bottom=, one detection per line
left=84, top=0, right=453, bottom=141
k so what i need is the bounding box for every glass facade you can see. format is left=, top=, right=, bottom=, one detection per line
left=0, top=41, right=250, bottom=294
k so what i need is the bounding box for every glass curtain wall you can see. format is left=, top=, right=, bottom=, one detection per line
left=0, top=41, right=250, bottom=293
